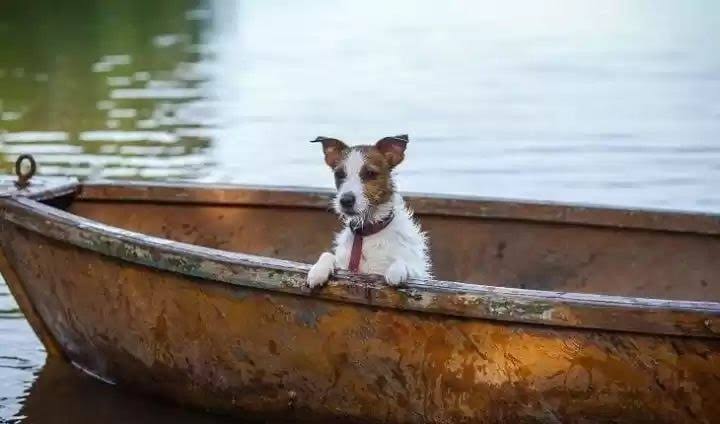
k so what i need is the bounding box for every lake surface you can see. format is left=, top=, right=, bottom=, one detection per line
left=1, top=0, right=719, bottom=421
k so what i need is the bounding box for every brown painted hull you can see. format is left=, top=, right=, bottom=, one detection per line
left=1, top=178, right=720, bottom=423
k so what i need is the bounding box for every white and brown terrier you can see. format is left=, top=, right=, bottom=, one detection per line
left=306, top=135, right=431, bottom=288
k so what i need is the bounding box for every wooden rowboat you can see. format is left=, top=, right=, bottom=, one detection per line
left=1, top=161, right=720, bottom=423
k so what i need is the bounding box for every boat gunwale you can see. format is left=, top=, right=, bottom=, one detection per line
left=0, top=176, right=78, bottom=201
left=76, top=180, right=720, bottom=236
left=2, top=193, right=720, bottom=339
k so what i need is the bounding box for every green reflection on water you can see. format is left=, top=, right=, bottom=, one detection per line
left=0, top=0, right=215, bottom=179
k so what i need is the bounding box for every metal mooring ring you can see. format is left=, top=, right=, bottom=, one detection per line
left=15, top=154, right=37, bottom=189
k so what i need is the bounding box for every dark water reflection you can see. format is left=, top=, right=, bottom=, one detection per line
left=0, top=0, right=214, bottom=180
left=13, top=359, right=236, bottom=424
left=1, top=0, right=720, bottom=421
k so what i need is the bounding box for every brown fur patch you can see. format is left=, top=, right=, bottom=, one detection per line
left=354, top=146, right=395, bottom=208
left=375, top=136, right=407, bottom=167
left=313, top=137, right=349, bottom=168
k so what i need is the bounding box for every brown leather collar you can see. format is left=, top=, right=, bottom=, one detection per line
left=347, top=213, right=394, bottom=272
left=349, top=212, right=394, bottom=237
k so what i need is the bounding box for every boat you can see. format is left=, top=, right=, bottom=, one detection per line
left=1, top=155, right=719, bottom=423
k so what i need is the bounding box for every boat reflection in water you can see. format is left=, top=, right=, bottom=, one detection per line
left=18, top=359, right=235, bottom=424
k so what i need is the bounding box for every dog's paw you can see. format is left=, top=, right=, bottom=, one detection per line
left=384, top=260, right=408, bottom=287
left=306, top=252, right=335, bottom=289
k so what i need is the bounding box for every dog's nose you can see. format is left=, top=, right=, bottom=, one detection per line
left=339, top=192, right=356, bottom=209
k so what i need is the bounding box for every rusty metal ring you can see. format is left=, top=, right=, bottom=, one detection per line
left=15, top=154, right=37, bottom=188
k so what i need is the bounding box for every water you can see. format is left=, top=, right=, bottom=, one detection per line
left=0, top=0, right=719, bottom=421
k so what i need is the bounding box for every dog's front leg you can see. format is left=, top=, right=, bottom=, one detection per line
left=307, top=252, right=336, bottom=289
left=384, top=259, right=409, bottom=287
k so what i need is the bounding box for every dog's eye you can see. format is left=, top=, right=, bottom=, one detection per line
left=362, top=169, right=378, bottom=180
left=334, top=169, right=346, bottom=181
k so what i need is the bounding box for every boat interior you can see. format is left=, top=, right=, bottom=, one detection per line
left=35, top=182, right=720, bottom=302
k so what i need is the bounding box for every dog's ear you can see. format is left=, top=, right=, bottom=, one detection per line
left=375, top=134, right=408, bottom=168
left=310, top=137, right=349, bottom=168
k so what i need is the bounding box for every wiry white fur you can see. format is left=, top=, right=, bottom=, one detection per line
left=306, top=252, right=335, bottom=287
left=333, top=149, right=368, bottom=216
left=333, top=194, right=431, bottom=284
left=307, top=149, right=431, bottom=289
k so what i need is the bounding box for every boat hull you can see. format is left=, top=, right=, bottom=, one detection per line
left=3, top=222, right=720, bottom=423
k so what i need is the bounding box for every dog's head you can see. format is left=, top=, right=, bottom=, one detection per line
left=311, top=135, right=408, bottom=223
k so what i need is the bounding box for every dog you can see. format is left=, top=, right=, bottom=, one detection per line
left=306, top=135, right=431, bottom=288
